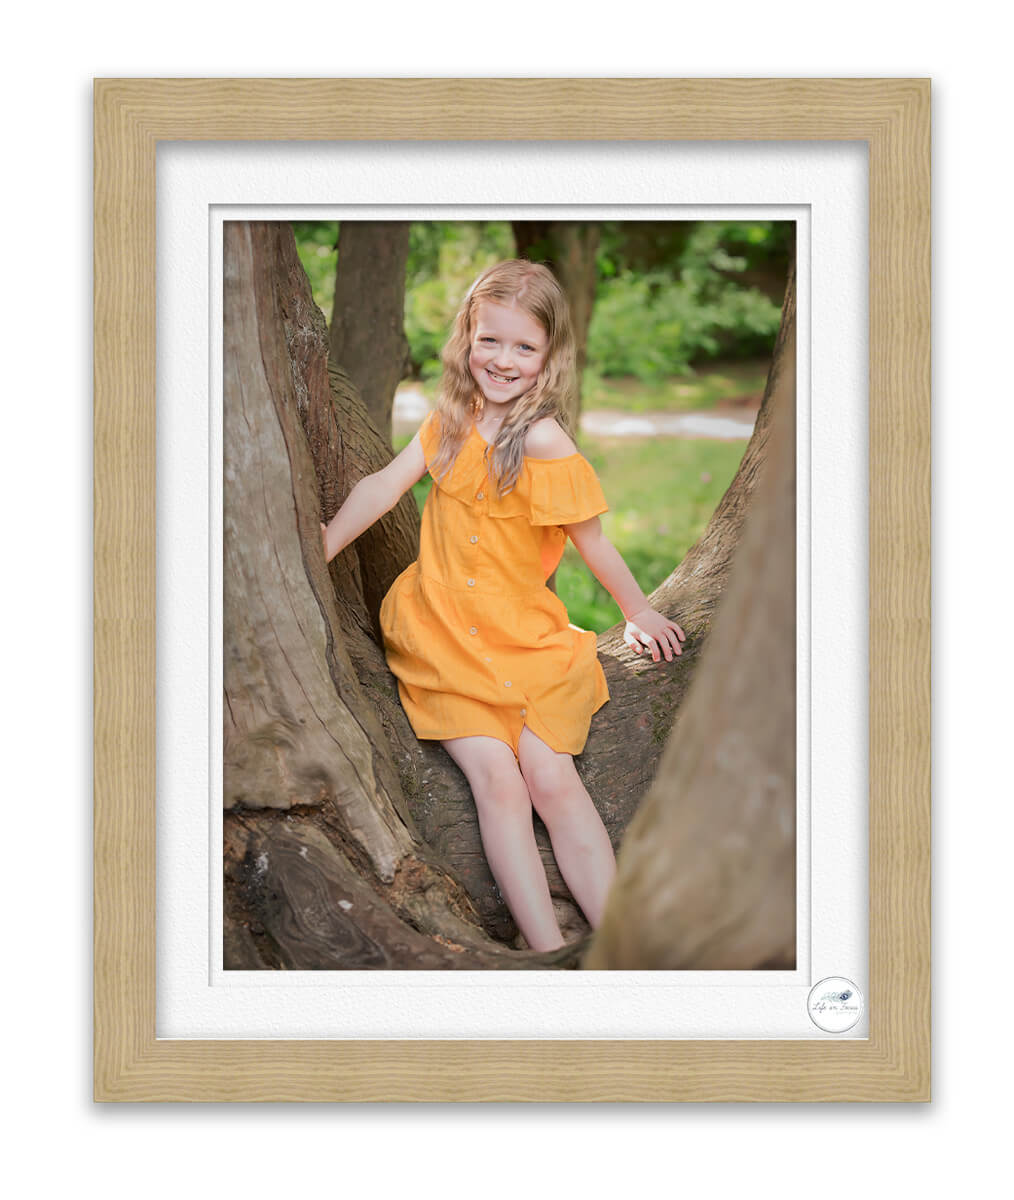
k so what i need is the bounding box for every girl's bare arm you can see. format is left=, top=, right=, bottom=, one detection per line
left=564, top=515, right=686, bottom=662
left=321, top=432, right=428, bottom=563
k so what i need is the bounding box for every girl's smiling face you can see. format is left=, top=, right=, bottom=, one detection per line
left=468, top=300, right=549, bottom=409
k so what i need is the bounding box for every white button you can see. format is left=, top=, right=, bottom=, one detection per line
left=483, top=657, right=491, bottom=663
left=520, top=708, right=527, bottom=716
left=469, top=535, right=479, bottom=544
left=476, top=491, right=484, bottom=500
left=469, top=626, right=478, bottom=636
left=504, top=680, right=512, bottom=688
left=467, top=578, right=475, bottom=587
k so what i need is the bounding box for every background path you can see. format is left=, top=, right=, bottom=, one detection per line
left=394, top=385, right=757, bottom=442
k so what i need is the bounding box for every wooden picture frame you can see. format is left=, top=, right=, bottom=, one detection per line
left=94, top=77, right=930, bottom=1101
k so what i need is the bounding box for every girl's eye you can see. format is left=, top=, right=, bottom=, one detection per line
left=520, top=345, right=534, bottom=352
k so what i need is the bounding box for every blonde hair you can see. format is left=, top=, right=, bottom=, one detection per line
left=429, top=259, right=578, bottom=496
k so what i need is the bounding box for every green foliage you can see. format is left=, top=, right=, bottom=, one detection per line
left=596, top=222, right=693, bottom=276
left=588, top=270, right=704, bottom=379
left=588, top=251, right=783, bottom=383
left=590, top=220, right=788, bottom=379
left=597, top=219, right=791, bottom=279
left=588, top=269, right=782, bottom=380
left=292, top=218, right=789, bottom=385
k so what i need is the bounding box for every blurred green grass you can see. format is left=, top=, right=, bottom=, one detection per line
left=581, top=362, right=766, bottom=413
left=394, top=429, right=747, bottom=634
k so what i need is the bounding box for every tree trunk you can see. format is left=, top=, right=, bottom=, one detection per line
left=223, top=221, right=544, bottom=968
left=328, top=221, right=411, bottom=444
left=584, top=266, right=797, bottom=971
left=223, top=219, right=795, bottom=969
left=512, top=221, right=599, bottom=430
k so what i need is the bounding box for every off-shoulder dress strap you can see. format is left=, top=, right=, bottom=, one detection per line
left=525, top=451, right=609, bottom=527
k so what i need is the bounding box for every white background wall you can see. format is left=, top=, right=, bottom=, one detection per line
left=3, top=4, right=1004, bottom=1193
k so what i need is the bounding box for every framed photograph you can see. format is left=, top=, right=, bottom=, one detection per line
left=94, top=78, right=930, bottom=1101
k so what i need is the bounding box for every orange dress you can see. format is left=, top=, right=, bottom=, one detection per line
left=379, top=411, right=610, bottom=759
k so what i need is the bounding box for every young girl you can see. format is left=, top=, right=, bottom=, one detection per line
left=321, top=259, right=685, bottom=952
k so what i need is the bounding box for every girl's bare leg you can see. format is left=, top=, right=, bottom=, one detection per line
left=517, top=726, right=617, bottom=929
left=441, top=735, right=565, bottom=951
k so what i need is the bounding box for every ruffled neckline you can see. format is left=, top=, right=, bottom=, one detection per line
left=419, top=411, right=607, bottom=526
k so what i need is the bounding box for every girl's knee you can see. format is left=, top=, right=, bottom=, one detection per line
left=520, top=755, right=581, bottom=818
left=442, top=737, right=532, bottom=815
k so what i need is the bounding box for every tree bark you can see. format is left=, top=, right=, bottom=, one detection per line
left=328, top=221, right=411, bottom=444
left=223, top=219, right=796, bottom=969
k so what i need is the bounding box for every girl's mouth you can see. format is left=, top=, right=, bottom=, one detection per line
left=486, top=369, right=518, bottom=384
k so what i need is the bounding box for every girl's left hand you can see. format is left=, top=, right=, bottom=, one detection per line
left=623, top=607, right=686, bottom=663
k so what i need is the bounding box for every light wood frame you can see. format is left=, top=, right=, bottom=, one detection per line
left=94, top=78, right=930, bottom=1102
